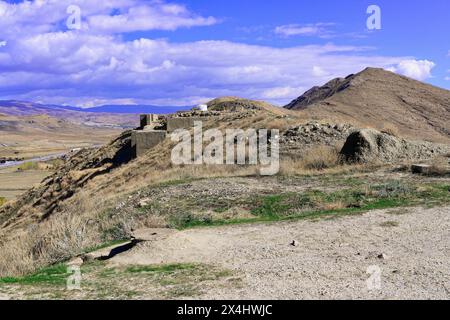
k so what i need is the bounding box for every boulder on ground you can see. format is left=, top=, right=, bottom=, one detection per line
left=340, top=129, right=450, bottom=164
left=340, top=129, right=401, bottom=163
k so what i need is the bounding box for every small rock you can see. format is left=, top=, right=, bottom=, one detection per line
left=377, top=253, right=389, bottom=260
left=138, top=198, right=151, bottom=208
left=290, top=240, right=298, bottom=247
left=67, top=257, right=84, bottom=266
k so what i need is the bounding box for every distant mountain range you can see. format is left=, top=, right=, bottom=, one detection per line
left=0, top=100, right=191, bottom=116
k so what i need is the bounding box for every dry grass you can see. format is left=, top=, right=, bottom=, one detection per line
left=296, top=145, right=341, bottom=171
left=320, top=201, right=346, bottom=211
left=0, top=203, right=135, bottom=276
left=0, top=197, right=6, bottom=207
left=0, top=159, right=260, bottom=277
left=280, top=157, right=381, bottom=176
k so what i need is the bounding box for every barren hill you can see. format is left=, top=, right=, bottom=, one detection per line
left=285, top=68, right=450, bottom=143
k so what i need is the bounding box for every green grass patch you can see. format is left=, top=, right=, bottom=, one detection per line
left=0, top=264, right=68, bottom=286
left=126, top=263, right=197, bottom=274
left=157, top=178, right=197, bottom=188
left=17, top=161, right=39, bottom=171
left=176, top=182, right=450, bottom=229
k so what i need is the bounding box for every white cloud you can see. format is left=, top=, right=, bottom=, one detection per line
left=262, top=86, right=307, bottom=100
left=0, top=1, right=437, bottom=106
left=312, top=66, right=330, bottom=77
left=0, top=31, right=414, bottom=105
left=390, top=59, right=436, bottom=81
left=0, top=0, right=218, bottom=39
left=87, top=3, right=217, bottom=33
left=274, top=23, right=335, bottom=38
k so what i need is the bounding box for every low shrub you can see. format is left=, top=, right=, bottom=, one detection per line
left=301, top=146, right=341, bottom=170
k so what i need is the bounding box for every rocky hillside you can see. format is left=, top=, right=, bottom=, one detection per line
left=285, top=68, right=450, bottom=143
left=1, top=95, right=449, bottom=277
left=0, top=102, right=288, bottom=232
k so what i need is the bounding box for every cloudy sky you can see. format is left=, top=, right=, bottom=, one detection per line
left=0, top=0, right=449, bottom=107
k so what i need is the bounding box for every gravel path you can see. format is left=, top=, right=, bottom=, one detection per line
left=110, top=206, right=450, bottom=300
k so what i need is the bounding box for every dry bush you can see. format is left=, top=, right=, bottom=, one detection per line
left=280, top=156, right=382, bottom=176
left=0, top=203, right=137, bottom=277
left=428, top=156, right=449, bottom=175
left=320, top=201, right=346, bottom=211
left=0, top=213, right=89, bottom=276
left=301, top=146, right=341, bottom=170
left=381, top=123, right=400, bottom=137
left=279, top=146, right=342, bottom=174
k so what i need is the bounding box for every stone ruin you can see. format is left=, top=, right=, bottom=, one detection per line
left=131, top=110, right=222, bottom=158
left=131, top=114, right=167, bottom=157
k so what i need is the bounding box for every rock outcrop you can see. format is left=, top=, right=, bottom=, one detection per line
left=340, top=129, right=450, bottom=163
left=280, top=122, right=355, bottom=156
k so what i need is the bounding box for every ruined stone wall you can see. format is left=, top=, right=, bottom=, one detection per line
left=166, top=117, right=205, bottom=133
left=131, top=130, right=167, bottom=157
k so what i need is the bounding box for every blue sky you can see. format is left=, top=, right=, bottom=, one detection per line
left=0, top=0, right=449, bottom=107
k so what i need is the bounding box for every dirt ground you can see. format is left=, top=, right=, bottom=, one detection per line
left=103, top=205, right=450, bottom=300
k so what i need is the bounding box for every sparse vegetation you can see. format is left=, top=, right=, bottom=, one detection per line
left=0, top=197, right=6, bottom=207
left=17, top=161, right=39, bottom=171
left=300, top=146, right=341, bottom=170
left=1, top=157, right=449, bottom=279
left=0, top=261, right=236, bottom=299
left=126, top=263, right=197, bottom=274
left=167, top=181, right=450, bottom=229
left=380, top=221, right=399, bottom=227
